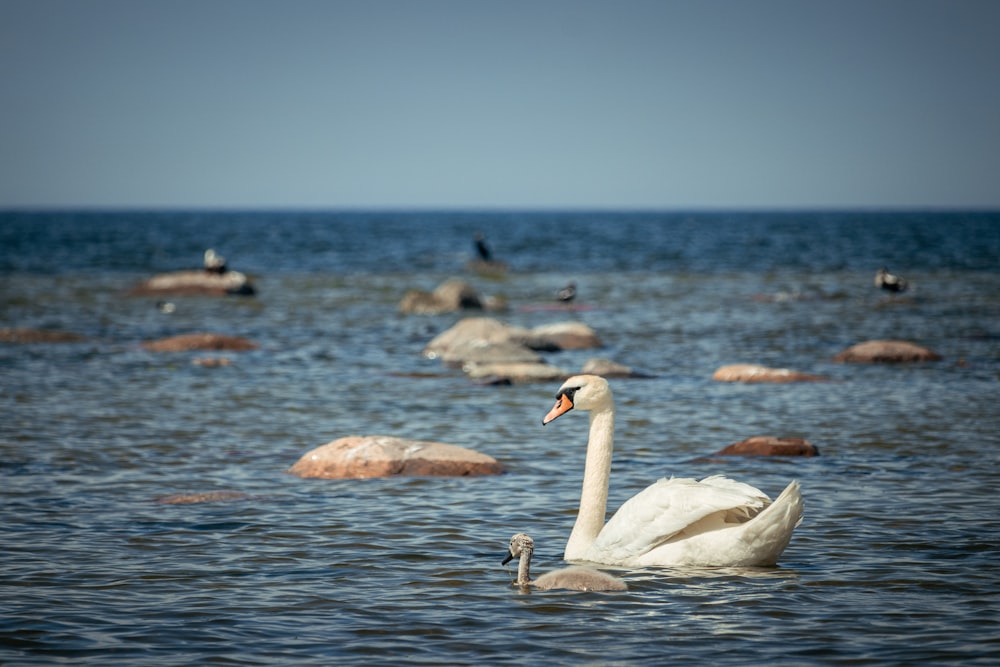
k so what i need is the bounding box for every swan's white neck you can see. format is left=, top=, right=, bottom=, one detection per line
left=564, top=404, right=614, bottom=561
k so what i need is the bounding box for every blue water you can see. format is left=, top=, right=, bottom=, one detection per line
left=2, top=210, right=999, bottom=665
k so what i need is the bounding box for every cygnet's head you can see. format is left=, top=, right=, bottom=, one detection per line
left=502, top=532, right=534, bottom=565
left=542, top=374, right=612, bottom=425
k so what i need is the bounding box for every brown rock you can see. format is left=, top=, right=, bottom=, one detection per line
left=712, top=363, right=827, bottom=383
left=833, top=340, right=941, bottom=363
left=141, top=333, right=258, bottom=352
left=715, top=436, right=819, bottom=457
left=288, top=435, right=504, bottom=479
left=0, top=328, right=86, bottom=344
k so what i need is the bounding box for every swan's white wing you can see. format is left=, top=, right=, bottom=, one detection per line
left=586, top=476, right=771, bottom=563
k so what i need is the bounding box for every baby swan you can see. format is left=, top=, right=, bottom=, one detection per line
left=503, top=533, right=627, bottom=592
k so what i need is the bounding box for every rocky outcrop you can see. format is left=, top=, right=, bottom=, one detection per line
left=712, top=363, right=827, bottom=383
left=130, top=269, right=255, bottom=297
left=423, top=317, right=601, bottom=366
left=288, top=435, right=504, bottom=479
left=0, top=328, right=86, bottom=343
left=141, top=333, right=258, bottom=352
left=399, top=279, right=505, bottom=315
left=714, top=436, right=819, bottom=457
left=833, top=340, right=941, bottom=363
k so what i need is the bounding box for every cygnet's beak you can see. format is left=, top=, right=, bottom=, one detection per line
left=501, top=550, right=515, bottom=566
left=542, top=392, right=574, bottom=425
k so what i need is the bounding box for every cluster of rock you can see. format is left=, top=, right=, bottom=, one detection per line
left=398, top=278, right=505, bottom=315
left=420, top=316, right=634, bottom=384
left=5, top=265, right=950, bottom=487
left=713, top=340, right=941, bottom=384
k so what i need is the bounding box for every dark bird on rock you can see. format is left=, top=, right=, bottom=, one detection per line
left=556, top=282, right=576, bottom=303
left=474, top=233, right=492, bottom=262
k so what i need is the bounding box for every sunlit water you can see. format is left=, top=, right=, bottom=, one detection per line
left=2, top=211, right=999, bottom=665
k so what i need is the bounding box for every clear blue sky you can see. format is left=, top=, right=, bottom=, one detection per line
left=2, top=0, right=998, bottom=210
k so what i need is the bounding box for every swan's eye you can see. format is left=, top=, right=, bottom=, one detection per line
left=558, top=387, right=580, bottom=401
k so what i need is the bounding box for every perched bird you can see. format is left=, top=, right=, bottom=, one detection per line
left=502, top=533, right=627, bottom=592
left=875, top=267, right=908, bottom=293
left=203, top=249, right=228, bottom=274
left=473, top=233, right=492, bottom=262
left=542, top=374, right=803, bottom=567
left=556, top=281, right=576, bottom=303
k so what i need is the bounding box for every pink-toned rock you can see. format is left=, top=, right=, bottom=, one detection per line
left=141, top=333, right=258, bottom=352
left=715, top=436, right=819, bottom=457
left=833, top=340, right=941, bottom=363
left=0, top=328, right=86, bottom=344
left=129, top=269, right=255, bottom=296
left=288, top=435, right=504, bottom=479
left=712, top=364, right=827, bottom=383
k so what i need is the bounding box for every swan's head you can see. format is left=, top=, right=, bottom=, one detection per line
left=542, top=374, right=612, bottom=425
left=502, top=532, right=534, bottom=565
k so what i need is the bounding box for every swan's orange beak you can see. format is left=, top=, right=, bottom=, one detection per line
left=542, top=393, right=574, bottom=425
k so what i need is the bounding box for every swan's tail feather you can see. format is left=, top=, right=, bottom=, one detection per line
left=742, top=479, right=803, bottom=566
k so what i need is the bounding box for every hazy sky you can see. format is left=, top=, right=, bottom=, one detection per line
left=2, top=0, right=998, bottom=210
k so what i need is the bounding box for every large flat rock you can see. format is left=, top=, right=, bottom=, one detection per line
left=288, top=435, right=504, bottom=479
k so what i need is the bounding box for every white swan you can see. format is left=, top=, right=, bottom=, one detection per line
left=503, top=533, right=627, bottom=591
left=542, top=375, right=803, bottom=567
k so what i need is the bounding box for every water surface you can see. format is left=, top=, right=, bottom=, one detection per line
left=2, top=211, right=999, bottom=665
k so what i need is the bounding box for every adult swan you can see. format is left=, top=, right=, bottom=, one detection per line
left=542, top=375, right=803, bottom=567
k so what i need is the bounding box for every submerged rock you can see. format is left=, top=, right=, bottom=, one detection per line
left=581, top=358, right=653, bottom=378
left=833, top=340, right=941, bottom=363
left=463, top=361, right=570, bottom=384
left=288, top=435, right=504, bottom=479
left=715, top=436, right=819, bottom=457
left=712, top=363, right=827, bottom=383
left=156, top=490, right=252, bottom=504
left=141, top=332, right=258, bottom=352
left=0, top=328, right=87, bottom=344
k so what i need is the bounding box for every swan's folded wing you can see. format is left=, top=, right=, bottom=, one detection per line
left=588, top=476, right=771, bottom=562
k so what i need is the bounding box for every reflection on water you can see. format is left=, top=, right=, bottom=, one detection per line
left=1, top=211, right=999, bottom=665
